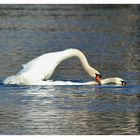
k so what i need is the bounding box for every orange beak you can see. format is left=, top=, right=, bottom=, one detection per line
left=95, top=74, right=101, bottom=85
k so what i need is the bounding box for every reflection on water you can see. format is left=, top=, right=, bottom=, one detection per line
left=0, top=85, right=140, bottom=134
left=0, top=5, right=140, bottom=134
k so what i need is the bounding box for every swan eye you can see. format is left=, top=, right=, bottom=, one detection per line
left=121, top=80, right=127, bottom=86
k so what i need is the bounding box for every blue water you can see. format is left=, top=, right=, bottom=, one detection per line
left=0, top=5, right=140, bottom=134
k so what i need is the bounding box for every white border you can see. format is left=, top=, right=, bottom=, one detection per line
left=0, top=135, right=140, bottom=140
left=0, top=0, right=140, bottom=4
left=0, top=1, right=140, bottom=139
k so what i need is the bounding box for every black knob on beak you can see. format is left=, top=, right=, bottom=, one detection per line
left=121, top=81, right=127, bottom=86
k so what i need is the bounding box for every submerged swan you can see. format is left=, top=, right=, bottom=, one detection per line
left=3, top=49, right=101, bottom=85
left=29, top=77, right=127, bottom=86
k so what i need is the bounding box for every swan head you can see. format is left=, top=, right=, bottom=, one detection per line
left=101, top=77, right=127, bottom=86
left=89, top=68, right=101, bottom=84
left=121, top=80, right=127, bottom=86
left=95, top=73, right=102, bottom=85
left=113, top=77, right=127, bottom=86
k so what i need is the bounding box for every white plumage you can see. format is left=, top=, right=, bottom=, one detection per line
left=3, top=49, right=100, bottom=85
left=29, top=77, right=126, bottom=86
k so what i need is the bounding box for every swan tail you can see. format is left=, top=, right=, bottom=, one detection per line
left=3, top=75, right=23, bottom=85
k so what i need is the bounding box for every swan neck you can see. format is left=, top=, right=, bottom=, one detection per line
left=101, top=78, right=116, bottom=84
left=67, top=49, right=92, bottom=75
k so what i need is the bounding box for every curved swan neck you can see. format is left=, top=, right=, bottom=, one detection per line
left=70, top=49, right=91, bottom=70
left=60, top=49, right=98, bottom=77
left=101, top=77, right=122, bottom=85
left=101, top=78, right=114, bottom=84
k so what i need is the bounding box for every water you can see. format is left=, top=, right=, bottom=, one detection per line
left=0, top=5, right=140, bottom=135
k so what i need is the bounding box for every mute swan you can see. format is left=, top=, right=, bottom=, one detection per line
left=20, top=77, right=127, bottom=86
left=3, top=49, right=101, bottom=85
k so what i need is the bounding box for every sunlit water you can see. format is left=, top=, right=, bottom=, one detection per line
left=0, top=5, right=140, bottom=135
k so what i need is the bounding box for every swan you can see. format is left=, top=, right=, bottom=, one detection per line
left=3, top=49, right=101, bottom=85
left=26, top=77, right=127, bottom=86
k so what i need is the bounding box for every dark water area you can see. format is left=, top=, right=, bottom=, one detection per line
left=0, top=4, right=140, bottom=135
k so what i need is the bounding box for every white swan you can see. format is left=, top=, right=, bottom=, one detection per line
left=3, top=49, right=101, bottom=85
left=28, top=77, right=127, bottom=86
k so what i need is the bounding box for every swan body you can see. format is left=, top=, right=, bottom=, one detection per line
left=3, top=49, right=101, bottom=85
left=28, top=77, right=127, bottom=86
